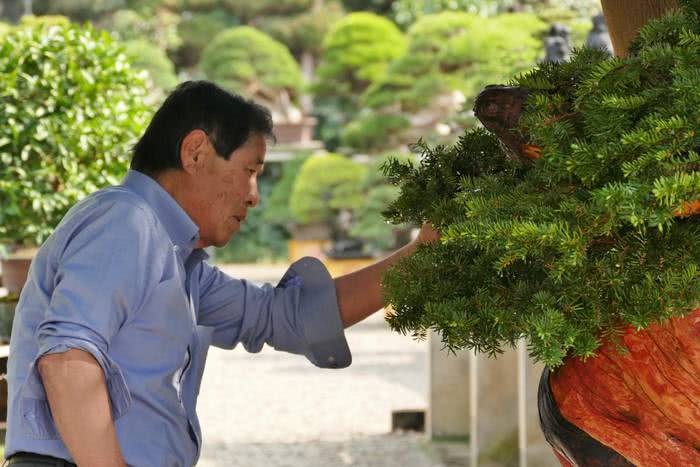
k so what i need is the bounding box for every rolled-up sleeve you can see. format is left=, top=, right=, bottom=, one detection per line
left=21, top=199, right=164, bottom=426
left=196, top=257, right=351, bottom=369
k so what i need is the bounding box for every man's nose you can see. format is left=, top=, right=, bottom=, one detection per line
left=246, top=184, right=259, bottom=208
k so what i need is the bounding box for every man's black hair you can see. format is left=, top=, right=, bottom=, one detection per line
left=131, top=81, right=274, bottom=176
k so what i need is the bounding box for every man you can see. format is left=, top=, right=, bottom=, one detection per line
left=4, top=81, right=438, bottom=467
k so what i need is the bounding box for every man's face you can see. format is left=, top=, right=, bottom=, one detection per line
left=190, top=133, right=266, bottom=248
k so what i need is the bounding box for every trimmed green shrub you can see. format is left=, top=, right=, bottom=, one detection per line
left=315, top=12, right=406, bottom=96
left=124, top=39, right=178, bottom=91
left=290, top=154, right=368, bottom=224
left=365, top=12, right=547, bottom=111
left=341, top=112, right=410, bottom=152
left=200, top=26, right=303, bottom=100
left=0, top=21, right=150, bottom=246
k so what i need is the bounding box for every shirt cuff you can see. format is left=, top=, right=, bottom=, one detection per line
left=20, top=338, right=131, bottom=438
left=278, top=257, right=352, bottom=369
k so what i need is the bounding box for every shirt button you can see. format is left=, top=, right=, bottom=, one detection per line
left=328, top=356, right=335, bottom=364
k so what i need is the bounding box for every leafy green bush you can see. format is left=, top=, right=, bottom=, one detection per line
left=365, top=12, right=547, bottom=111
left=341, top=112, right=410, bottom=152
left=200, top=26, right=303, bottom=100
left=315, top=12, right=406, bottom=96
left=123, top=39, right=178, bottom=92
left=0, top=21, right=150, bottom=246
left=290, top=154, right=368, bottom=224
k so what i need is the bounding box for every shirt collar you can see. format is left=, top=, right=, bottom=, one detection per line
left=121, top=170, right=207, bottom=262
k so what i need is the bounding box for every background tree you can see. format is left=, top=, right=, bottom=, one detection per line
left=347, top=12, right=546, bottom=153
left=290, top=154, right=368, bottom=241
left=314, top=12, right=406, bottom=149
left=200, top=26, right=304, bottom=120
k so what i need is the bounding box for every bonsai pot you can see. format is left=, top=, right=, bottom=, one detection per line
left=539, top=309, right=700, bottom=466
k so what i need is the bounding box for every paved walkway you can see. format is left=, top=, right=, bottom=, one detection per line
left=196, top=265, right=443, bottom=466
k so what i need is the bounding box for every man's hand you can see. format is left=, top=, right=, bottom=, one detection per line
left=335, top=221, right=441, bottom=328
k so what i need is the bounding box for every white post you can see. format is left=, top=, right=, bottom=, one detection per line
left=517, top=340, right=528, bottom=467
left=469, top=350, right=478, bottom=467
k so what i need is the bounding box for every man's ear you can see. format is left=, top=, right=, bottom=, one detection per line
left=180, top=129, right=208, bottom=174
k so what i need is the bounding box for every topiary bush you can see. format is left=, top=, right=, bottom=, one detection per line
left=365, top=12, right=547, bottom=112
left=123, top=39, right=178, bottom=92
left=0, top=21, right=150, bottom=246
left=340, top=111, right=410, bottom=152
left=315, top=12, right=406, bottom=97
left=290, top=153, right=368, bottom=226
left=200, top=26, right=303, bottom=104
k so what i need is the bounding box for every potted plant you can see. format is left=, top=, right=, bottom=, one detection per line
left=0, top=18, right=150, bottom=294
left=380, top=1, right=700, bottom=465
left=288, top=153, right=371, bottom=272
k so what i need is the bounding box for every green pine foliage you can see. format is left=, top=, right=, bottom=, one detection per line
left=381, top=1, right=700, bottom=366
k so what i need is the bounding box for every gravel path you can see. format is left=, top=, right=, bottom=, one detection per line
left=195, top=273, right=443, bottom=467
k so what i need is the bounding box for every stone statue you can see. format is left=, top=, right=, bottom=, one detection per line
left=586, top=14, right=614, bottom=56
left=543, top=23, right=572, bottom=64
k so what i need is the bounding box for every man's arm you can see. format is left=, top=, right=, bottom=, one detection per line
left=38, top=349, right=126, bottom=467
left=334, top=223, right=440, bottom=327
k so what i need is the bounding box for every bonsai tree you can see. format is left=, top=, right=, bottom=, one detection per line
left=200, top=26, right=304, bottom=123
left=123, top=39, right=178, bottom=93
left=0, top=20, right=150, bottom=247
left=381, top=0, right=700, bottom=464
left=314, top=12, right=406, bottom=149
left=289, top=153, right=368, bottom=242
left=355, top=12, right=546, bottom=151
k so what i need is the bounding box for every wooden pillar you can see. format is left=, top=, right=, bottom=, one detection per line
left=601, top=0, right=679, bottom=57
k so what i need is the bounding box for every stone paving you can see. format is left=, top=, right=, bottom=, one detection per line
left=195, top=266, right=444, bottom=466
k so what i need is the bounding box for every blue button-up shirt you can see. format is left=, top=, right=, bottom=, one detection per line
left=6, top=170, right=351, bottom=466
